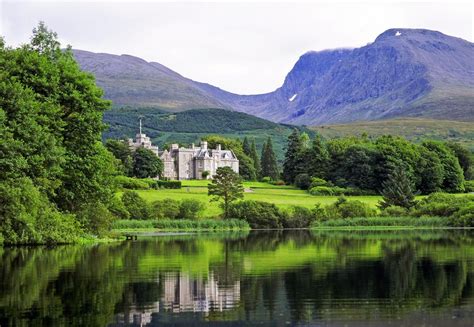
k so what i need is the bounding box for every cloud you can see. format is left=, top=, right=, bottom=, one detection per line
left=1, top=1, right=472, bottom=94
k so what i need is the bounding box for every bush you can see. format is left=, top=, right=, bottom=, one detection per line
left=310, top=178, right=331, bottom=188
left=411, top=193, right=473, bottom=217
left=149, top=198, right=181, bottom=219
left=77, top=202, right=115, bottom=237
left=380, top=205, right=409, bottom=217
left=270, top=180, right=286, bottom=186
left=178, top=199, right=205, bottom=220
left=282, top=206, right=317, bottom=228
left=156, top=180, right=182, bottom=189
left=261, top=177, right=271, bottom=183
left=465, top=180, right=474, bottom=193
left=309, top=186, right=335, bottom=196
left=228, top=200, right=283, bottom=229
left=343, top=187, right=376, bottom=196
left=325, top=197, right=377, bottom=219
left=448, top=203, right=474, bottom=227
left=108, top=196, right=130, bottom=220
left=294, top=173, right=312, bottom=190
left=121, top=191, right=150, bottom=220
left=115, top=176, right=150, bottom=190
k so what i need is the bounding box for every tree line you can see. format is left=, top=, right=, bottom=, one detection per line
left=283, top=129, right=472, bottom=194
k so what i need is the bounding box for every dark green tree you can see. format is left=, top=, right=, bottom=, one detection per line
left=379, top=165, right=416, bottom=209
left=301, top=136, right=329, bottom=179
left=422, top=141, right=465, bottom=193
left=105, top=139, right=133, bottom=176
left=208, top=166, right=244, bottom=219
left=132, top=147, right=163, bottom=179
left=282, top=129, right=304, bottom=183
left=249, top=139, right=261, bottom=179
left=261, top=137, right=279, bottom=180
left=447, top=142, right=473, bottom=180
left=415, top=146, right=443, bottom=194
left=242, top=137, right=252, bottom=156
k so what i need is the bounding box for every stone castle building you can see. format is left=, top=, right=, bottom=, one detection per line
left=128, top=121, right=239, bottom=180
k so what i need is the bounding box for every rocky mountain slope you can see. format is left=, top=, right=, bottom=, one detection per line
left=74, top=28, right=474, bottom=125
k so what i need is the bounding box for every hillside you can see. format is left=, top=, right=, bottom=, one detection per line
left=311, top=118, right=474, bottom=151
left=104, top=108, right=312, bottom=161
left=74, top=28, right=474, bottom=125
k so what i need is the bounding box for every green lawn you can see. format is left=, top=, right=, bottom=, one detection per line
left=130, top=183, right=384, bottom=218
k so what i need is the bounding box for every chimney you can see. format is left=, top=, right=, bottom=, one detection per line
left=171, top=143, right=179, bottom=150
left=217, top=144, right=221, bottom=151
left=201, top=141, right=208, bottom=150
left=192, top=143, right=195, bottom=150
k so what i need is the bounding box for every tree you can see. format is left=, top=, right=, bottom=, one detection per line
left=283, top=129, right=304, bottom=183
left=0, top=23, right=118, bottom=243
left=379, top=166, right=416, bottom=209
left=301, top=136, right=329, bottom=179
left=242, top=137, right=252, bottom=157
left=208, top=167, right=244, bottom=219
left=249, top=139, right=261, bottom=179
left=105, top=139, right=133, bottom=176
left=261, top=137, right=279, bottom=180
left=422, top=141, right=465, bottom=193
left=415, top=146, right=443, bottom=194
left=132, top=147, right=163, bottom=178
left=447, top=142, right=473, bottom=180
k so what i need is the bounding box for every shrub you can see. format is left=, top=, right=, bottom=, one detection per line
left=261, top=177, right=271, bottom=183
left=178, top=199, right=205, bottom=220
left=325, top=197, right=377, bottom=219
left=156, top=180, right=182, bottom=189
left=309, top=186, right=334, bottom=196
left=343, top=187, right=376, bottom=196
left=465, top=180, right=474, bottom=193
left=121, top=191, right=150, bottom=220
left=310, top=177, right=331, bottom=188
left=282, top=206, right=317, bottom=228
left=228, top=200, right=283, bottom=229
left=202, top=171, right=210, bottom=179
left=108, top=196, right=130, bottom=220
left=149, top=198, right=181, bottom=219
left=411, top=193, right=473, bottom=217
left=380, top=205, right=409, bottom=217
left=115, top=176, right=150, bottom=190
left=294, top=173, right=312, bottom=190
left=448, top=203, right=474, bottom=227
left=76, top=202, right=115, bottom=237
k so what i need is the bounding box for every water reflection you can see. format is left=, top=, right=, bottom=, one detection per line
left=0, top=230, right=473, bottom=326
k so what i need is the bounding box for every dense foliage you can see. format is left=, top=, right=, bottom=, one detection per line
left=283, top=131, right=470, bottom=195
left=260, top=137, right=280, bottom=180
left=208, top=167, right=244, bottom=218
left=0, top=23, right=118, bottom=244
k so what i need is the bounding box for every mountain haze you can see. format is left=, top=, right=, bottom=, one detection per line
left=74, top=28, right=474, bottom=125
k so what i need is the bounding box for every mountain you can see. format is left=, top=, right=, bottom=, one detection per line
left=73, top=49, right=230, bottom=111
left=74, top=28, right=474, bottom=125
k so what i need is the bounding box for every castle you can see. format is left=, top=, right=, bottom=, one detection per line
left=128, top=121, right=239, bottom=180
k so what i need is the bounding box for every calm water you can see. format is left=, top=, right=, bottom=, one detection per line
left=1, top=230, right=474, bottom=327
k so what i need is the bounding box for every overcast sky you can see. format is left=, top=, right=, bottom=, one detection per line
left=1, top=0, right=472, bottom=94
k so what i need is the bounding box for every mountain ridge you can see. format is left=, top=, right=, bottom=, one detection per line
left=73, top=28, right=474, bottom=125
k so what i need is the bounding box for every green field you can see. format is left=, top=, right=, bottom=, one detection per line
left=128, top=181, right=383, bottom=218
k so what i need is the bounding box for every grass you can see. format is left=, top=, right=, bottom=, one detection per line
left=112, top=219, right=250, bottom=232
left=311, top=216, right=448, bottom=229
left=125, top=183, right=384, bottom=218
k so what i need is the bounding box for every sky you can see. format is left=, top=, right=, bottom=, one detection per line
left=1, top=0, right=473, bottom=94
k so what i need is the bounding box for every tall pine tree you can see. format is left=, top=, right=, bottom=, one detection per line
left=242, top=137, right=252, bottom=157
left=249, top=139, right=261, bottom=179
left=283, top=129, right=304, bottom=183
left=379, top=165, right=416, bottom=209
left=261, top=137, right=279, bottom=180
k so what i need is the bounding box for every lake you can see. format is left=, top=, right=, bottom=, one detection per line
left=1, top=230, right=473, bottom=326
